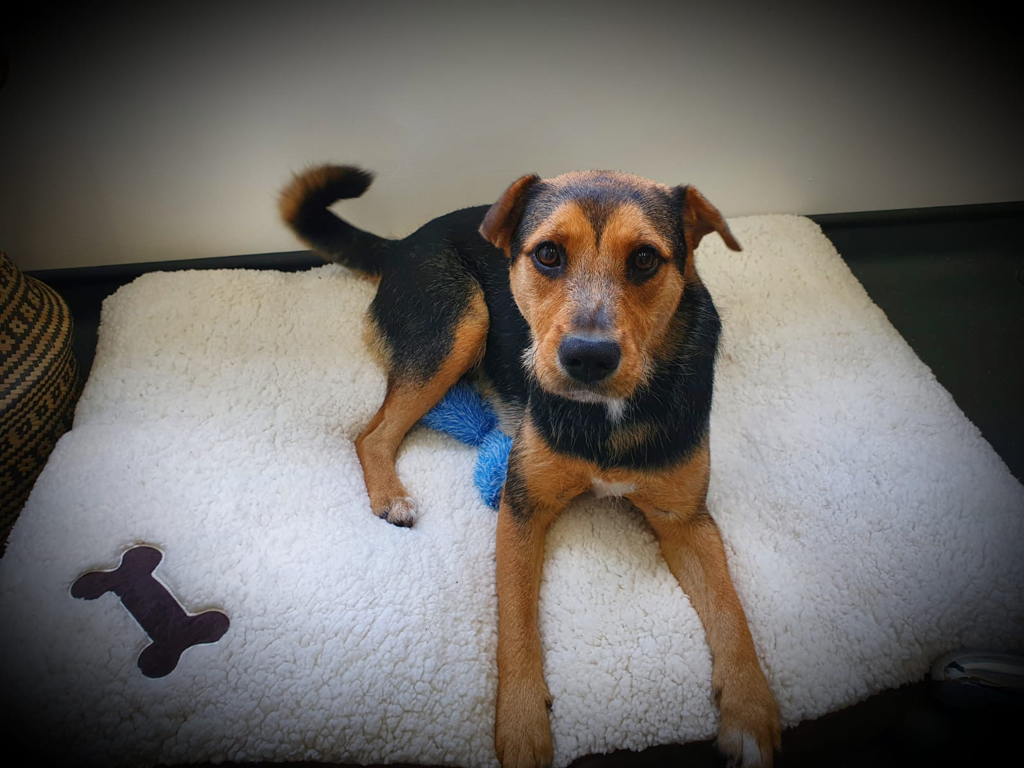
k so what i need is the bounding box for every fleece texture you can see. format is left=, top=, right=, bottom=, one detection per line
left=1, top=215, right=1021, bottom=767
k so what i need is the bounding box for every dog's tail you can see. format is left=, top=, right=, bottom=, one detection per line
left=279, top=164, right=390, bottom=275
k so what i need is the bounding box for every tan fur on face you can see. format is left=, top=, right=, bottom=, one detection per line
left=510, top=200, right=685, bottom=402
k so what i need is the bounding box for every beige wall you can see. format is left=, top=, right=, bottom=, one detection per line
left=1, top=1, right=1020, bottom=271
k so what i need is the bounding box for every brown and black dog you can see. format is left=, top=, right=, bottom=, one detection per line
left=280, top=165, right=781, bottom=768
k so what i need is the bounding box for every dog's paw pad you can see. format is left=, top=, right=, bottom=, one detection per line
left=378, top=497, right=417, bottom=527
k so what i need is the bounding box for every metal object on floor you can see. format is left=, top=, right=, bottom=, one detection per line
left=930, top=650, right=1024, bottom=708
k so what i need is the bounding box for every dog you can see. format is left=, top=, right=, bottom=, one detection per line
left=280, top=165, right=781, bottom=768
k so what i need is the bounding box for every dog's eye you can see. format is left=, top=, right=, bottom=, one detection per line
left=631, top=246, right=659, bottom=273
left=533, top=242, right=562, bottom=270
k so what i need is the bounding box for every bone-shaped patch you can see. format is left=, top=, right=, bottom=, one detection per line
left=71, top=546, right=229, bottom=678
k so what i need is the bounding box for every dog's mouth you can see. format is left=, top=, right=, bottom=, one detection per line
left=552, top=379, right=612, bottom=401
left=543, top=380, right=630, bottom=421
left=524, top=340, right=639, bottom=411
left=559, top=381, right=626, bottom=404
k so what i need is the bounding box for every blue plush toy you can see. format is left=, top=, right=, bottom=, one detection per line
left=421, top=383, right=512, bottom=509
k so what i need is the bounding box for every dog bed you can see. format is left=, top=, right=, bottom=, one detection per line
left=1, top=215, right=1021, bottom=767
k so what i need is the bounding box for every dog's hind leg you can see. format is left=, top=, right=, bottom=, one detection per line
left=355, top=289, right=488, bottom=527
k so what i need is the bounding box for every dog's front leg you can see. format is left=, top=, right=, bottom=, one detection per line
left=494, top=428, right=583, bottom=768
left=494, top=498, right=556, bottom=768
left=633, top=497, right=781, bottom=768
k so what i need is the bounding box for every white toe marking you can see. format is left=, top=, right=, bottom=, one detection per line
left=741, top=732, right=763, bottom=767
left=385, top=497, right=417, bottom=525
left=718, top=729, right=763, bottom=768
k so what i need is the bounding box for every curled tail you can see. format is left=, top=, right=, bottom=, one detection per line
left=279, top=164, right=390, bottom=275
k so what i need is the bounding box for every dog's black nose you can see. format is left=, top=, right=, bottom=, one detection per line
left=558, top=337, right=621, bottom=383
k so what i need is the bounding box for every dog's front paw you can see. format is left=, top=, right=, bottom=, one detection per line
left=715, top=674, right=781, bottom=768
left=495, top=685, right=553, bottom=768
left=375, top=496, right=418, bottom=527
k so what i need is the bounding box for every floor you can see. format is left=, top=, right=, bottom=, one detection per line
left=25, top=203, right=1024, bottom=765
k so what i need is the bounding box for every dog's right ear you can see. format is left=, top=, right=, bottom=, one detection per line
left=479, top=174, right=540, bottom=255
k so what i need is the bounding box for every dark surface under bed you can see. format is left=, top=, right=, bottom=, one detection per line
left=24, top=203, right=1024, bottom=767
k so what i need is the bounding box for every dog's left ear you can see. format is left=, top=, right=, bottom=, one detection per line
left=479, top=173, right=540, bottom=255
left=676, top=185, right=742, bottom=252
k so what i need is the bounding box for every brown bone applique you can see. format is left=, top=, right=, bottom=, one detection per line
left=71, top=545, right=229, bottom=678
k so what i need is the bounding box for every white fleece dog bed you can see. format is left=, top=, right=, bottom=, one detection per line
left=1, top=215, right=1022, bottom=767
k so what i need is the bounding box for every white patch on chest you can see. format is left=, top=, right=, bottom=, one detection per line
left=590, top=477, right=637, bottom=498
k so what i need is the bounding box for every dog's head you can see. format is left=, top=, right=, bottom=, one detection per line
left=480, top=170, right=740, bottom=406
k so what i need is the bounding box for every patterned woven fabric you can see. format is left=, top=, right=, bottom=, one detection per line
left=0, top=251, right=81, bottom=552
